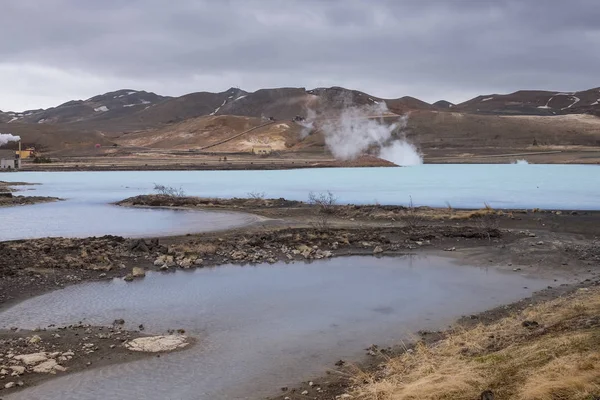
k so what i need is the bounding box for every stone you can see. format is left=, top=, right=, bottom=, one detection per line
left=13, top=352, right=48, bottom=365
left=29, top=335, right=42, bottom=344
left=528, top=233, right=537, bottom=237
left=131, top=267, right=146, bottom=278
left=522, top=320, right=539, bottom=329
left=193, top=258, right=204, bottom=266
left=373, top=246, right=384, bottom=254
left=4, top=382, right=16, bottom=389
left=444, top=247, right=456, bottom=252
left=301, top=390, right=309, bottom=395
left=123, top=274, right=134, bottom=282
left=178, top=258, right=193, bottom=269
left=9, top=366, right=25, bottom=375
left=159, top=264, right=169, bottom=271
left=32, top=359, right=66, bottom=374
left=125, top=335, right=188, bottom=352
left=481, top=390, right=494, bottom=400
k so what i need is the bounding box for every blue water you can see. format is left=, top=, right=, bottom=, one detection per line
left=5, top=164, right=600, bottom=208
left=1, top=165, right=598, bottom=240
left=1, top=255, right=555, bottom=400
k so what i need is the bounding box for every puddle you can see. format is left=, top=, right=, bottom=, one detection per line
left=1, top=256, right=554, bottom=400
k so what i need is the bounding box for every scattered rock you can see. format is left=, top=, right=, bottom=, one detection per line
left=373, top=246, right=384, bottom=254
left=113, top=319, right=125, bottom=326
left=29, top=335, right=42, bottom=344
left=13, top=352, right=48, bottom=365
left=4, top=382, right=15, bottom=389
left=123, top=274, right=134, bottom=282
left=131, top=267, right=146, bottom=278
left=124, top=335, right=188, bottom=353
left=9, top=366, right=25, bottom=375
left=32, top=359, right=66, bottom=374
left=522, top=320, right=540, bottom=329
left=444, top=247, right=456, bottom=252
left=481, top=390, right=494, bottom=400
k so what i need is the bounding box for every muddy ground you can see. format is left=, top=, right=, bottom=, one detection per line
left=0, top=195, right=599, bottom=397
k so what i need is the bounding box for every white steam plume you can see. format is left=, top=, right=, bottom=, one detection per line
left=0, top=133, right=21, bottom=147
left=298, top=109, right=316, bottom=139
left=319, top=103, right=422, bottom=166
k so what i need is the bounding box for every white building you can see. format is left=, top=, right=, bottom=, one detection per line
left=0, top=150, right=21, bottom=170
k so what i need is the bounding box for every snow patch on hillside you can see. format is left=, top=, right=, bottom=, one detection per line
left=209, top=99, right=228, bottom=116
left=561, top=96, right=580, bottom=110
left=94, top=106, right=109, bottom=112
left=481, top=97, right=494, bottom=102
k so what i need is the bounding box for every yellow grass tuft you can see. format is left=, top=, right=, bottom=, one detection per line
left=351, top=288, right=600, bottom=400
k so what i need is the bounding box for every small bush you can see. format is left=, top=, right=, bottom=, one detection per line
left=308, top=191, right=338, bottom=230
left=32, top=156, right=52, bottom=164
left=153, top=183, right=186, bottom=197
left=308, top=191, right=337, bottom=214
left=247, top=191, right=266, bottom=200
left=403, top=196, right=422, bottom=229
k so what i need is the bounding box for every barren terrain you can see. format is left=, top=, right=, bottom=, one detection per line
left=1, top=192, right=599, bottom=397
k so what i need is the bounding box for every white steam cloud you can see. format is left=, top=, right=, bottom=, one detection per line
left=298, top=109, right=316, bottom=139
left=318, top=103, right=422, bottom=166
left=0, top=133, right=21, bottom=147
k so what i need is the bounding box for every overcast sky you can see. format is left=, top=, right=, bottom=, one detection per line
left=1, top=0, right=599, bottom=111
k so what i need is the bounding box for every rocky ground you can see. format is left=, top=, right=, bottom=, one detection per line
left=0, top=323, right=189, bottom=396
left=0, top=195, right=599, bottom=396
left=0, top=181, right=60, bottom=207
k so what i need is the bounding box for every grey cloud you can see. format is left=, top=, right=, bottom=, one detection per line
left=0, top=0, right=599, bottom=110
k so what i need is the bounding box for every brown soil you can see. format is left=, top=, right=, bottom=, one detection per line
left=1, top=196, right=599, bottom=396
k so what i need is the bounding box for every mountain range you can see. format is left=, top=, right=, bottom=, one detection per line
left=0, top=85, right=599, bottom=157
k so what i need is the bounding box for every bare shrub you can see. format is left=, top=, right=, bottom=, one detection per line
left=473, top=202, right=500, bottom=238
left=308, top=191, right=337, bottom=213
left=445, top=201, right=453, bottom=215
left=403, top=196, right=422, bottom=229
left=308, top=191, right=338, bottom=230
left=153, top=183, right=186, bottom=197
left=247, top=191, right=266, bottom=200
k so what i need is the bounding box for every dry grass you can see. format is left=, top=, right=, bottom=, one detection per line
left=350, top=288, right=600, bottom=400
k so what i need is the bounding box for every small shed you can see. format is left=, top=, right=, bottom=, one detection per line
left=251, top=145, right=272, bottom=155
left=0, top=150, right=21, bottom=170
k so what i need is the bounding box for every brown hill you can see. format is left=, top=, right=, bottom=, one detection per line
left=11, top=90, right=169, bottom=126
left=0, top=122, right=112, bottom=153
left=116, top=115, right=303, bottom=152
left=455, top=88, right=600, bottom=116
